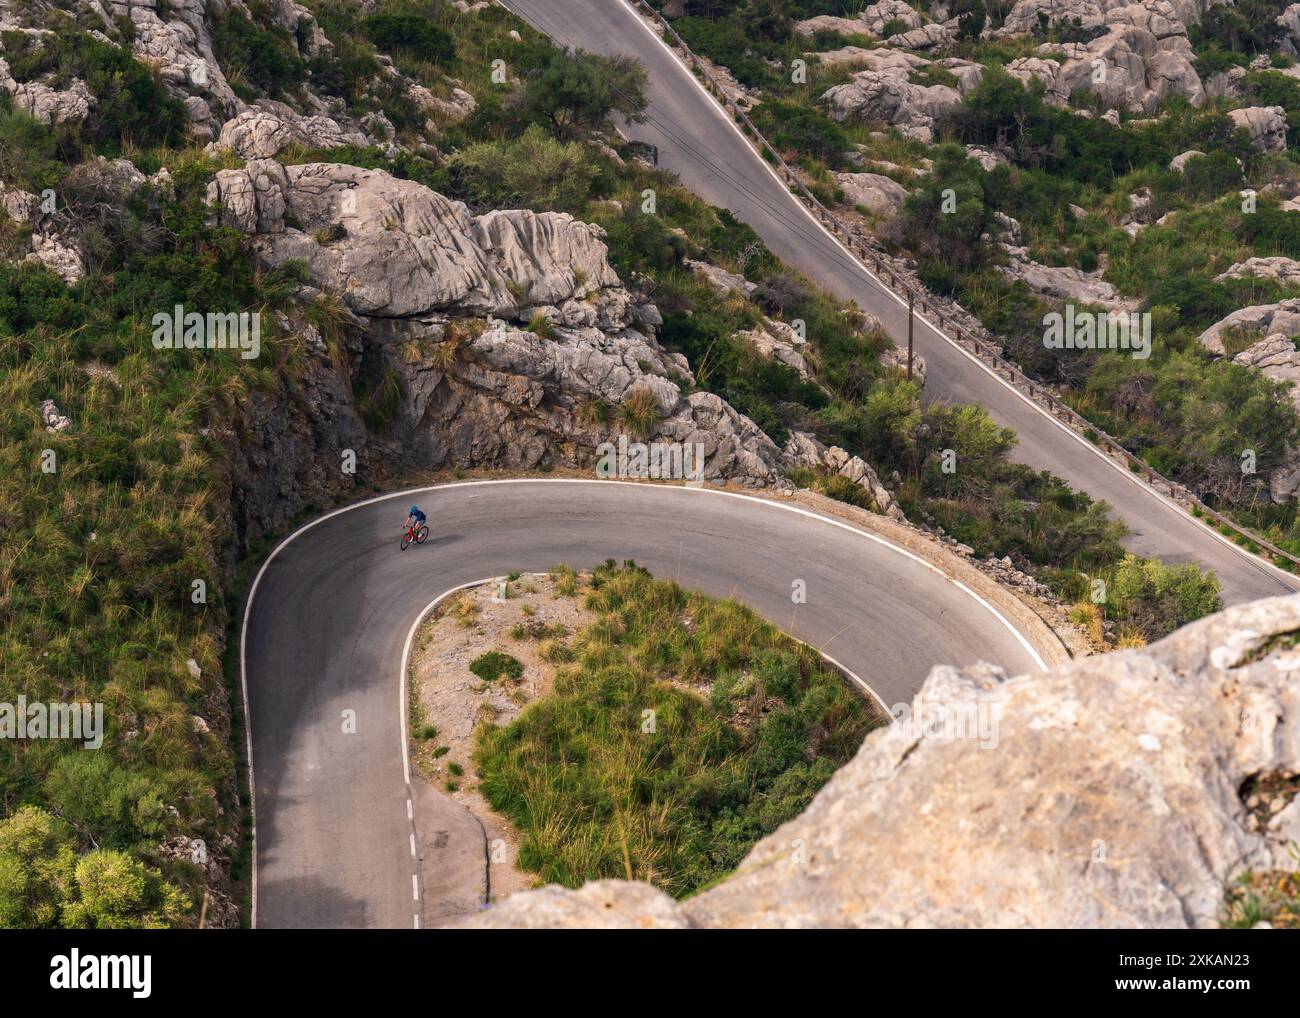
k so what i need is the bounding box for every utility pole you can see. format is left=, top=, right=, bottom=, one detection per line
left=907, top=290, right=914, bottom=381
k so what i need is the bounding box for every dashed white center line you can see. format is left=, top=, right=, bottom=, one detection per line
left=410, top=834, right=417, bottom=858
left=406, top=798, right=413, bottom=820
left=412, top=874, right=420, bottom=901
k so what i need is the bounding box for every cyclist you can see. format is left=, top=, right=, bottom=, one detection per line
left=405, top=504, right=426, bottom=535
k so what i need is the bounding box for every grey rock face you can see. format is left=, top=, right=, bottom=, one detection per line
left=835, top=171, right=910, bottom=215
left=999, top=247, right=1136, bottom=308
left=1051, top=24, right=1203, bottom=114
left=1199, top=299, right=1300, bottom=355
left=998, top=0, right=1219, bottom=38
left=26, top=233, right=84, bottom=284
left=795, top=0, right=924, bottom=38
left=859, top=0, right=926, bottom=35
left=456, top=594, right=1300, bottom=928
left=1169, top=148, right=1206, bottom=171
left=209, top=105, right=369, bottom=160
left=208, top=162, right=626, bottom=321
left=684, top=258, right=756, bottom=299
left=3, top=74, right=96, bottom=125
left=1228, top=106, right=1289, bottom=153
left=1279, top=3, right=1300, bottom=58
left=814, top=46, right=929, bottom=74
left=1005, top=56, right=1066, bottom=100
left=39, top=398, right=71, bottom=432
left=456, top=880, right=690, bottom=930
left=879, top=344, right=927, bottom=385
left=203, top=161, right=814, bottom=496
left=1231, top=334, right=1300, bottom=404
left=966, top=146, right=1010, bottom=171
left=783, top=431, right=906, bottom=520
left=739, top=319, right=811, bottom=379
left=822, top=71, right=963, bottom=142
left=1215, top=257, right=1300, bottom=286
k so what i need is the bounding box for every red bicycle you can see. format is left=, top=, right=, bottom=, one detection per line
left=400, top=520, right=430, bottom=550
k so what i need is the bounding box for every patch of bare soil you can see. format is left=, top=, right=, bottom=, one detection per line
left=408, top=571, right=592, bottom=904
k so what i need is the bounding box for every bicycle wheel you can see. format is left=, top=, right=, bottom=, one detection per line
left=400, top=531, right=413, bottom=551
left=416, top=525, right=430, bottom=545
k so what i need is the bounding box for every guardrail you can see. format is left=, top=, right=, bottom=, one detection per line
left=628, top=0, right=1300, bottom=575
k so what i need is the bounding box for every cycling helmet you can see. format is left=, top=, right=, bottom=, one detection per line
left=409, top=505, right=420, bottom=515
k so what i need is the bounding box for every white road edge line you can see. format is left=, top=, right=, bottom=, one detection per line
left=616, top=0, right=1299, bottom=591
left=241, top=477, right=1051, bottom=928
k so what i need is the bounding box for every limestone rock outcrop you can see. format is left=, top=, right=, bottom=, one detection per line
left=999, top=247, right=1136, bottom=309
left=836, top=171, right=911, bottom=215
left=204, top=161, right=823, bottom=493
left=207, top=162, right=627, bottom=321
left=796, top=1, right=925, bottom=39
left=1228, top=106, right=1289, bottom=153
left=783, top=431, right=906, bottom=520
left=1214, top=257, right=1300, bottom=286
left=1199, top=299, right=1300, bottom=355
left=208, top=104, right=370, bottom=161
left=822, top=70, right=963, bottom=142
left=739, top=319, right=812, bottom=379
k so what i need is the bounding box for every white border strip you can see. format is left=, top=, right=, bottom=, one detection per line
left=240, top=477, right=1050, bottom=927
left=615, top=1, right=1299, bottom=591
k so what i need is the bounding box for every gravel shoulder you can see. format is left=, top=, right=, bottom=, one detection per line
left=409, top=572, right=593, bottom=905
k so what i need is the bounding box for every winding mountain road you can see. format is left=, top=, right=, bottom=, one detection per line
left=502, top=0, right=1300, bottom=606
left=243, top=480, right=1047, bottom=928
left=241, top=1, right=1295, bottom=930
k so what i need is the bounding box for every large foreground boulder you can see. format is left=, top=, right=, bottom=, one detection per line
left=456, top=594, right=1300, bottom=928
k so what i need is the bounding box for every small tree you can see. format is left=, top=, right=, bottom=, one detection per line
left=521, top=50, right=648, bottom=140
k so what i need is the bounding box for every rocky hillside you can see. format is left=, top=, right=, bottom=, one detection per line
left=458, top=591, right=1300, bottom=928
left=660, top=0, right=1300, bottom=568
left=0, top=0, right=1241, bottom=928
left=0, top=0, right=919, bottom=927
left=207, top=155, right=899, bottom=539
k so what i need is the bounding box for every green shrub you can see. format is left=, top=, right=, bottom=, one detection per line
left=0, top=26, right=185, bottom=154
left=0, top=807, right=189, bottom=929
left=469, top=651, right=524, bottom=682
left=520, top=49, right=648, bottom=140
left=449, top=124, right=599, bottom=213
left=1104, top=554, right=1224, bottom=641
left=474, top=564, right=877, bottom=896
left=209, top=1, right=307, bottom=100
left=363, top=11, right=454, bottom=65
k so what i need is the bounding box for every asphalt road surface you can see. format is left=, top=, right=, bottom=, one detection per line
left=502, top=0, right=1300, bottom=606
left=243, top=480, right=1046, bottom=928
